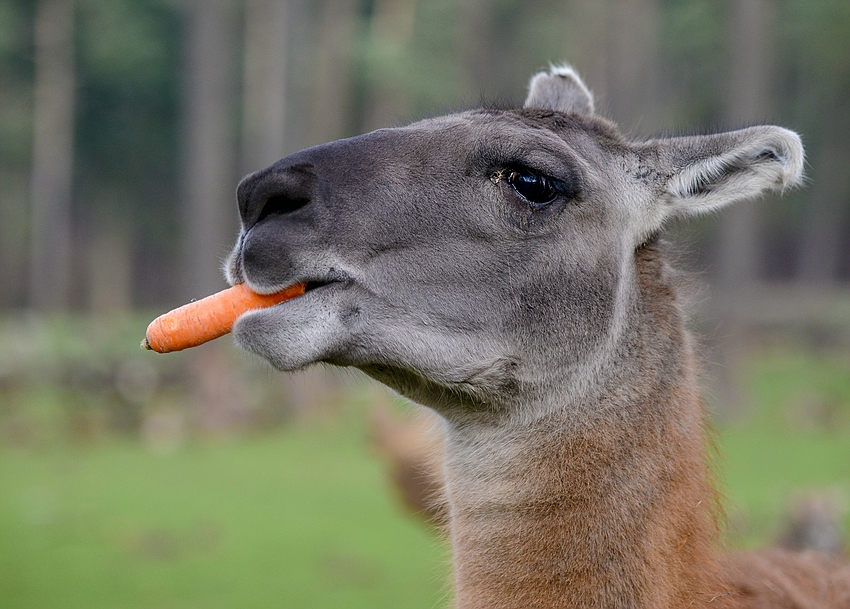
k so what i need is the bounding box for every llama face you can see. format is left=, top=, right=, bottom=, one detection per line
left=226, top=108, right=647, bottom=414
left=226, top=67, right=802, bottom=417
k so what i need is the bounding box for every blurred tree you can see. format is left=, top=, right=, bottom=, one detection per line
left=2, top=0, right=850, bottom=316
left=793, top=0, right=850, bottom=284
left=241, top=0, right=291, bottom=173
left=658, top=1, right=724, bottom=128
left=559, top=1, right=610, bottom=106
left=359, top=0, right=461, bottom=123
left=361, top=0, right=416, bottom=131
left=604, top=0, right=662, bottom=134
left=28, top=0, right=75, bottom=311
left=455, top=0, right=499, bottom=100
left=307, top=0, right=360, bottom=146
left=74, top=0, right=182, bottom=309
left=709, top=0, right=777, bottom=417
left=798, top=107, right=850, bottom=284
left=180, top=0, right=240, bottom=301
left=0, top=0, right=35, bottom=308
left=717, top=0, right=776, bottom=290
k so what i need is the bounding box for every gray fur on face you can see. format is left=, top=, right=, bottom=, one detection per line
left=227, top=65, right=803, bottom=424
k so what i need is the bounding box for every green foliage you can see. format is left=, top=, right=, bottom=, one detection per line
left=2, top=0, right=850, bottom=308
left=75, top=0, right=182, bottom=226
left=0, top=315, right=309, bottom=446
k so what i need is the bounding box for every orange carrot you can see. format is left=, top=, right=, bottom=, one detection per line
left=142, top=282, right=306, bottom=353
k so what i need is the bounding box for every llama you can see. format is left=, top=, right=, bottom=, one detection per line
left=226, top=66, right=850, bottom=608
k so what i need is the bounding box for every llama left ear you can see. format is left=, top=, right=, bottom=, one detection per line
left=648, top=125, right=804, bottom=221
left=524, top=65, right=594, bottom=115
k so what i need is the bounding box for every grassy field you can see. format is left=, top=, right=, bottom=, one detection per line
left=716, top=348, right=850, bottom=547
left=1, top=346, right=849, bottom=608
left=0, top=408, right=450, bottom=609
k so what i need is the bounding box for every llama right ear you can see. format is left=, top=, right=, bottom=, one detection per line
left=649, top=125, right=804, bottom=222
left=524, top=65, right=594, bottom=115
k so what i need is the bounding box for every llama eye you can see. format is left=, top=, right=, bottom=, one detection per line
left=507, top=168, right=558, bottom=205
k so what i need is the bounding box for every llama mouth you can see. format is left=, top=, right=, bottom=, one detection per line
left=304, top=279, right=335, bottom=293
left=231, top=269, right=361, bottom=372
left=270, top=270, right=354, bottom=299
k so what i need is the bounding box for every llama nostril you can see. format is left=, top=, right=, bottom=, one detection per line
left=237, top=161, right=317, bottom=228
left=256, top=193, right=311, bottom=223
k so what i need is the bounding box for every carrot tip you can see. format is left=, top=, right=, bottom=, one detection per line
left=141, top=337, right=152, bottom=351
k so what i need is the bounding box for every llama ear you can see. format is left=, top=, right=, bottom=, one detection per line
left=649, top=126, right=804, bottom=221
left=524, top=65, right=595, bottom=115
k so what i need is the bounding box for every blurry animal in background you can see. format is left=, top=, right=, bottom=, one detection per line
left=779, top=492, right=848, bottom=557
left=225, top=65, right=850, bottom=608
left=369, top=405, right=447, bottom=527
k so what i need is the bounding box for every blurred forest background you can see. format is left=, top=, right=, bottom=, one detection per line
left=1, top=0, right=847, bottom=438
left=2, top=0, right=850, bottom=313
left=1, top=1, right=849, bottom=608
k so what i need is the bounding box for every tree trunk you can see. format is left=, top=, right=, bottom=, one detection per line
left=28, top=0, right=76, bottom=312
left=605, top=0, right=662, bottom=135
left=180, top=0, right=239, bottom=301
left=307, top=0, right=360, bottom=146
left=716, top=0, right=775, bottom=290
left=361, top=0, right=417, bottom=132
left=797, top=99, right=850, bottom=284
left=241, top=0, right=291, bottom=174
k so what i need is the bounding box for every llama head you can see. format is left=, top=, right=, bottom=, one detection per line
left=226, top=66, right=803, bottom=419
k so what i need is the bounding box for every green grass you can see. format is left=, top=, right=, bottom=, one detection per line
left=714, top=347, right=850, bottom=547
left=1, top=346, right=849, bottom=608
left=717, top=426, right=850, bottom=546
left=0, top=415, right=450, bottom=609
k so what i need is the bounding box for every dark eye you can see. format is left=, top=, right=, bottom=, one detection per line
left=507, top=168, right=558, bottom=205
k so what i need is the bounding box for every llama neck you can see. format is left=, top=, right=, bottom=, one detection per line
left=442, top=245, right=728, bottom=609
left=443, top=381, right=724, bottom=609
